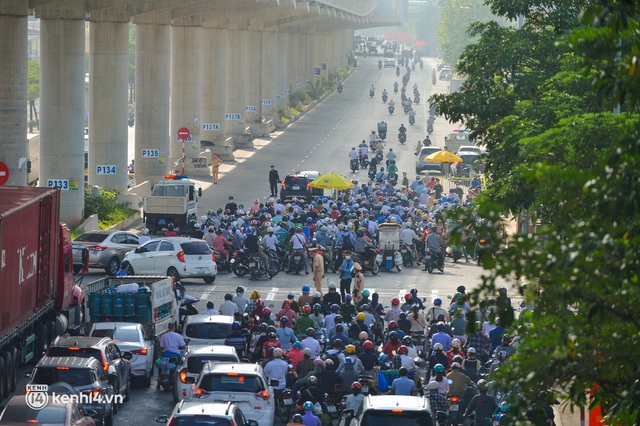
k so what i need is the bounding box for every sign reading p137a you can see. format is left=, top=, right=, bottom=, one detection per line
left=142, top=149, right=159, bottom=158
left=47, top=179, right=69, bottom=190
left=96, top=165, right=116, bottom=175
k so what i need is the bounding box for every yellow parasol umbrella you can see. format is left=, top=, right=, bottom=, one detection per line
left=309, top=173, right=354, bottom=190
left=424, top=150, right=463, bottom=163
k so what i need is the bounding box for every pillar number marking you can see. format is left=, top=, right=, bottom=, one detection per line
left=296, top=83, right=302, bottom=89
left=142, top=149, right=159, bottom=158
left=262, top=99, right=272, bottom=105
left=202, top=123, right=220, bottom=131
left=96, top=165, right=117, bottom=175
left=245, top=106, right=257, bottom=112
left=47, top=179, right=69, bottom=190
left=225, top=114, right=242, bottom=120
left=276, top=95, right=282, bottom=100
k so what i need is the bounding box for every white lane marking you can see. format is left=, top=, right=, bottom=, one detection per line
left=266, top=287, right=278, bottom=301
left=201, top=285, right=216, bottom=299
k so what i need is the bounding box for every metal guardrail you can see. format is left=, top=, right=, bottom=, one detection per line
left=314, top=0, right=378, bottom=17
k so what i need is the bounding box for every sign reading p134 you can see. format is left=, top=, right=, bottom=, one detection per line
left=96, top=165, right=116, bottom=175
left=142, top=149, right=159, bottom=158
left=47, top=179, right=69, bottom=190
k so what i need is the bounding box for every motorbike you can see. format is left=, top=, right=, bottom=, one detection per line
left=378, top=61, right=382, bottom=69
left=369, top=90, right=375, bottom=98
left=427, top=122, right=433, bottom=134
left=411, top=330, right=429, bottom=358
left=288, top=249, right=306, bottom=274
left=350, top=247, right=381, bottom=275
left=337, top=84, right=342, bottom=94
left=359, top=154, right=370, bottom=168
left=156, top=349, right=184, bottom=392
left=367, top=164, right=376, bottom=181
left=423, top=249, right=444, bottom=273
left=393, top=85, right=398, bottom=93
left=400, top=243, right=414, bottom=266
left=420, top=60, right=424, bottom=69
left=398, top=132, right=406, bottom=144
left=414, top=96, right=420, bottom=104
left=379, top=131, right=387, bottom=141
left=350, top=158, right=359, bottom=172
left=213, top=248, right=232, bottom=273
left=403, top=103, right=412, bottom=114
left=387, top=173, right=398, bottom=186
left=247, top=255, right=273, bottom=280
left=381, top=249, right=403, bottom=272
left=230, top=249, right=251, bottom=277
left=432, top=76, right=437, bottom=85
left=388, top=105, right=395, bottom=115
left=382, top=94, right=388, bottom=103
left=409, top=115, right=416, bottom=126
left=412, top=63, right=416, bottom=71
left=274, top=388, right=295, bottom=423
left=446, top=245, right=464, bottom=263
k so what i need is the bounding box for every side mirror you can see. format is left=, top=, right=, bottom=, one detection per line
left=246, top=420, right=259, bottom=426
left=122, top=351, right=133, bottom=360
left=147, top=335, right=158, bottom=341
left=185, top=376, right=196, bottom=384
left=198, top=188, right=203, bottom=197
left=156, top=416, right=169, bottom=424
left=85, top=409, right=98, bottom=418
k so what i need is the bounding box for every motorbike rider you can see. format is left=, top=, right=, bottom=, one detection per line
left=288, top=227, right=309, bottom=274
left=398, top=123, right=407, bottom=135
left=463, top=379, right=498, bottom=426
left=297, top=375, right=325, bottom=406
left=408, top=304, right=428, bottom=333
left=224, top=321, right=247, bottom=359
left=345, top=382, right=365, bottom=413
left=382, top=88, right=388, bottom=99
left=385, top=298, right=402, bottom=323
left=189, top=222, right=204, bottom=239
left=400, top=222, right=421, bottom=265
left=158, top=322, right=186, bottom=388
left=388, top=99, right=396, bottom=109
left=164, top=223, right=177, bottom=237
left=369, top=84, right=375, bottom=95
left=426, top=380, right=448, bottom=414
left=264, top=348, right=289, bottom=391
left=262, top=227, right=279, bottom=253
left=426, top=298, right=450, bottom=323
left=425, top=226, right=445, bottom=270
left=378, top=59, right=382, bottom=68
left=386, top=148, right=396, bottom=166
left=393, top=81, right=399, bottom=91
left=244, top=227, right=270, bottom=275
left=310, top=303, right=324, bottom=329
left=447, top=361, right=474, bottom=402
left=408, top=108, right=416, bottom=120
left=375, top=167, right=387, bottom=182
left=354, top=229, right=375, bottom=264
left=358, top=140, right=369, bottom=157
left=323, top=284, right=342, bottom=314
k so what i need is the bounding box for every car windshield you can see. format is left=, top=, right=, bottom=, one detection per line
left=0, top=405, right=67, bottom=422
left=91, top=328, right=140, bottom=343
left=181, top=242, right=212, bottom=255
left=459, top=154, right=478, bottom=164
left=185, top=323, right=232, bottom=340
left=170, top=418, right=231, bottom=426
left=153, top=184, right=187, bottom=197
left=74, top=233, right=107, bottom=243
left=187, top=355, right=238, bottom=374
left=361, top=410, right=433, bottom=426
left=421, top=148, right=440, bottom=157
left=47, top=347, right=102, bottom=362
left=33, top=367, right=93, bottom=386
left=199, top=374, right=264, bottom=393
left=285, top=177, right=308, bottom=186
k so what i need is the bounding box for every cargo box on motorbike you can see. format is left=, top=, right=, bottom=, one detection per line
left=378, top=223, right=402, bottom=251
left=84, top=276, right=178, bottom=339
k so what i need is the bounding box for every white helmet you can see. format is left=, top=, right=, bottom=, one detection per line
left=267, top=227, right=274, bottom=233
left=201, top=215, right=208, bottom=222
left=273, top=348, right=284, bottom=358
left=433, top=343, right=444, bottom=351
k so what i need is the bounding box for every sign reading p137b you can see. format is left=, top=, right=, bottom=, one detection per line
left=142, top=149, right=159, bottom=158
left=96, top=165, right=116, bottom=175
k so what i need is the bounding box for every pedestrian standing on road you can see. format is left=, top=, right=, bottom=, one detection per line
left=311, top=249, right=325, bottom=296
left=211, top=152, right=223, bottom=184
left=139, top=228, right=151, bottom=245
left=338, top=254, right=355, bottom=302
left=269, top=165, right=281, bottom=197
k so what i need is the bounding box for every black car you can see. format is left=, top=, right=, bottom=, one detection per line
left=280, top=174, right=313, bottom=202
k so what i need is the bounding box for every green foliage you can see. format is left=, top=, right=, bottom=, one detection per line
left=83, top=187, right=136, bottom=229
left=27, top=60, right=39, bottom=102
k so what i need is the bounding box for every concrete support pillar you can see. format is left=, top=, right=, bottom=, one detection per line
left=297, top=34, right=308, bottom=90
left=261, top=31, right=278, bottom=120
left=170, top=26, right=203, bottom=175
left=135, top=23, right=171, bottom=185
left=276, top=32, right=289, bottom=108
left=40, top=18, right=85, bottom=225
left=287, top=32, right=300, bottom=95
left=314, top=34, right=323, bottom=82
left=225, top=29, right=250, bottom=144
left=245, top=30, right=261, bottom=124
left=201, top=27, right=233, bottom=161
left=305, top=34, right=314, bottom=88
left=0, top=7, right=28, bottom=186
left=89, top=20, right=129, bottom=193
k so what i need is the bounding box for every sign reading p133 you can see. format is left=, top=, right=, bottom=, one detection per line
left=245, top=106, right=257, bottom=112
left=225, top=113, right=241, bottom=120
left=142, top=149, right=159, bottom=158
left=47, top=179, right=69, bottom=190
left=96, top=165, right=116, bottom=175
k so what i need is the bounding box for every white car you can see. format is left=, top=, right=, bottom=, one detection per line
left=173, top=344, right=240, bottom=402
left=89, top=322, right=156, bottom=387
left=182, top=314, right=234, bottom=346
left=124, top=237, right=217, bottom=283
left=456, top=145, right=482, bottom=155
left=189, top=363, right=275, bottom=426
left=384, top=58, right=396, bottom=68
left=156, top=401, right=259, bottom=426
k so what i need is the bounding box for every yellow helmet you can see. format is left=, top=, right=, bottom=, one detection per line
left=346, top=344, right=356, bottom=354
left=251, top=291, right=261, bottom=299
left=356, top=312, right=366, bottom=321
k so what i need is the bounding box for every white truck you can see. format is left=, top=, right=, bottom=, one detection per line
left=143, top=175, right=202, bottom=234
left=445, top=130, right=475, bottom=153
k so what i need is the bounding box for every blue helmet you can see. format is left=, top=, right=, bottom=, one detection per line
left=302, top=285, right=310, bottom=293
left=434, top=298, right=442, bottom=306
left=232, top=321, right=241, bottom=330
left=246, top=228, right=254, bottom=235
left=303, top=401, right=314, bottom=411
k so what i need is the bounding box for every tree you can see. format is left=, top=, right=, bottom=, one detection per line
left=27, top=60, right=39, bottom=132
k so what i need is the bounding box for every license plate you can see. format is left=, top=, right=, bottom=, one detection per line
left=450, top=405, right=459, bottom=412
left=401, top=249, right=407, bottom=253
left=386, top=256, right=393, bottom=260
left=194, top=267, right=209, bottom=274
left=248, top=262, right=256, bottom=267
left=230, top=259, right=235, bottom=264
left=158, top=219, right=166, bottom=225
left=327, top=405, right=337, bottom=413
left=294, top=256, right=301, bottom=261
left=292, top=185, right=300, bottom=190
left=284, top=399, right=293, bottom=405
left=425, top=255, right=431, bottom=260
left=362, top=386, right=369, bottom=393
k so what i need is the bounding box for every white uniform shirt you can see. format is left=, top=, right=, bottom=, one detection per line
left=220, top=300, right=239, bottom=316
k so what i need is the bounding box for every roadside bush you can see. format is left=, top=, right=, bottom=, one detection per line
left=83, top=187, right=137, bottom=229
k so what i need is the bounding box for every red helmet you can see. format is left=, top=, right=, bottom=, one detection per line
left=388, top=321, right=398, bottom=330
left=351, top=382, right=362, bottom=390
left=404, top=293, right=413, bottom=301
left=363, top=340, right=374, bottom=350
left=302, top=305, right=312, bottom=314
left=391, top=297, right=400, bottom=306
left=256, top=299, right=265, bottom=307
left=398, top=345, right=409, bottom=355
left=262, top=308, right=272, bottom=315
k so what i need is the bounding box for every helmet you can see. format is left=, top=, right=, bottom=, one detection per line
left=362, top=304, right=371, bottom=312
left=323, top=359, right=334, bottom=367
left=313, top=303, right=322, bottom=311
left=302, top=285, right=310, bottom=293
left=345, top=294, right=352, bottom=302
left=292, top=414, right=303, bottom=423
left=313, top=358, right=324, bottom=366
left=246, top=228, right=254, bottom=235
left=331, top=304, right=340, bottom=313
left=477, top=379, right=489, bottom=391
left=356, top=229, right=364, bottom=237
left=453, top=355, right=464, bottom=364
left=267, top=325, right=277, bottom=334
left=236, top=286, right=244, bottom=294
left=251, top=290, right=261, bottom=299
left=193, top=223, right=200, bottom=229
left=433, top=364, right=445, bottom=373
left=303, top=348, right=312, bottom=357
left=363, top=340, right=374, bottom=349
left=259, top=323, right=268, bottom=332
left=404, top=293, right=412, bottom=301
left=120, top=260, right=130, bottom=268
left=329, top=282, right=337, bottom=289
left=308, top=376, right=318, bottom=386
left=346, top=345, right=356, bottom=354
left=468, top=347, right=477, bottom=354
left=167, top=223, right=174, bottom=230
left=334, top=315, right=343, bottom=323
left=434, top=298, right=442, bottom=306
left=273, top=348, right=284, bottom=358
left=497, top=350, right=508, bottom=362
left=427, top=381, right=440, bottom=390
left=307, top=217, right=313, bottom=223
left=232, top=321, right=241, bottom=330
left=224, top=293, right=233, bottom=300
left=293, top=341, right=303, bottom=349
left=362, top=289, right=370, bottom=298
left=397, top=345, right=408, bottom=355
left=267, top=227, right=274, bottom=233
left=351, top=382, right=362, bottom=390
left=280, top=317, right=289, bottom=324
left=388, top=321, right=398, bottom=330
left=402, top=336, right=413, bottom=345
left=256, top=299, right=265, bottom=307
left=451, top=362, right=461, bottom=369
left=262, top=308, right=272, bottom=316
left=302, top=305, right=312, bottom=314
left=268, top=332, right=276, bottom=339
left=451, top=338, right=461, bottom=348
left=433, top=343, right=443, bottom=351
left=303, top=401, right=314, bottom=411
left=391, top=297, right=400, bottom=306
left=356, top=312, right=366, bottom=321
left=411, top=304, right=420, bottom=310
left=306, top=328, right=316, bottom=337
left=358, top=331, right=369, bottom=340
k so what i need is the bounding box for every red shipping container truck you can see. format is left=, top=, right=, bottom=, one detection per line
left=0, top=186, right=85, bottom=402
